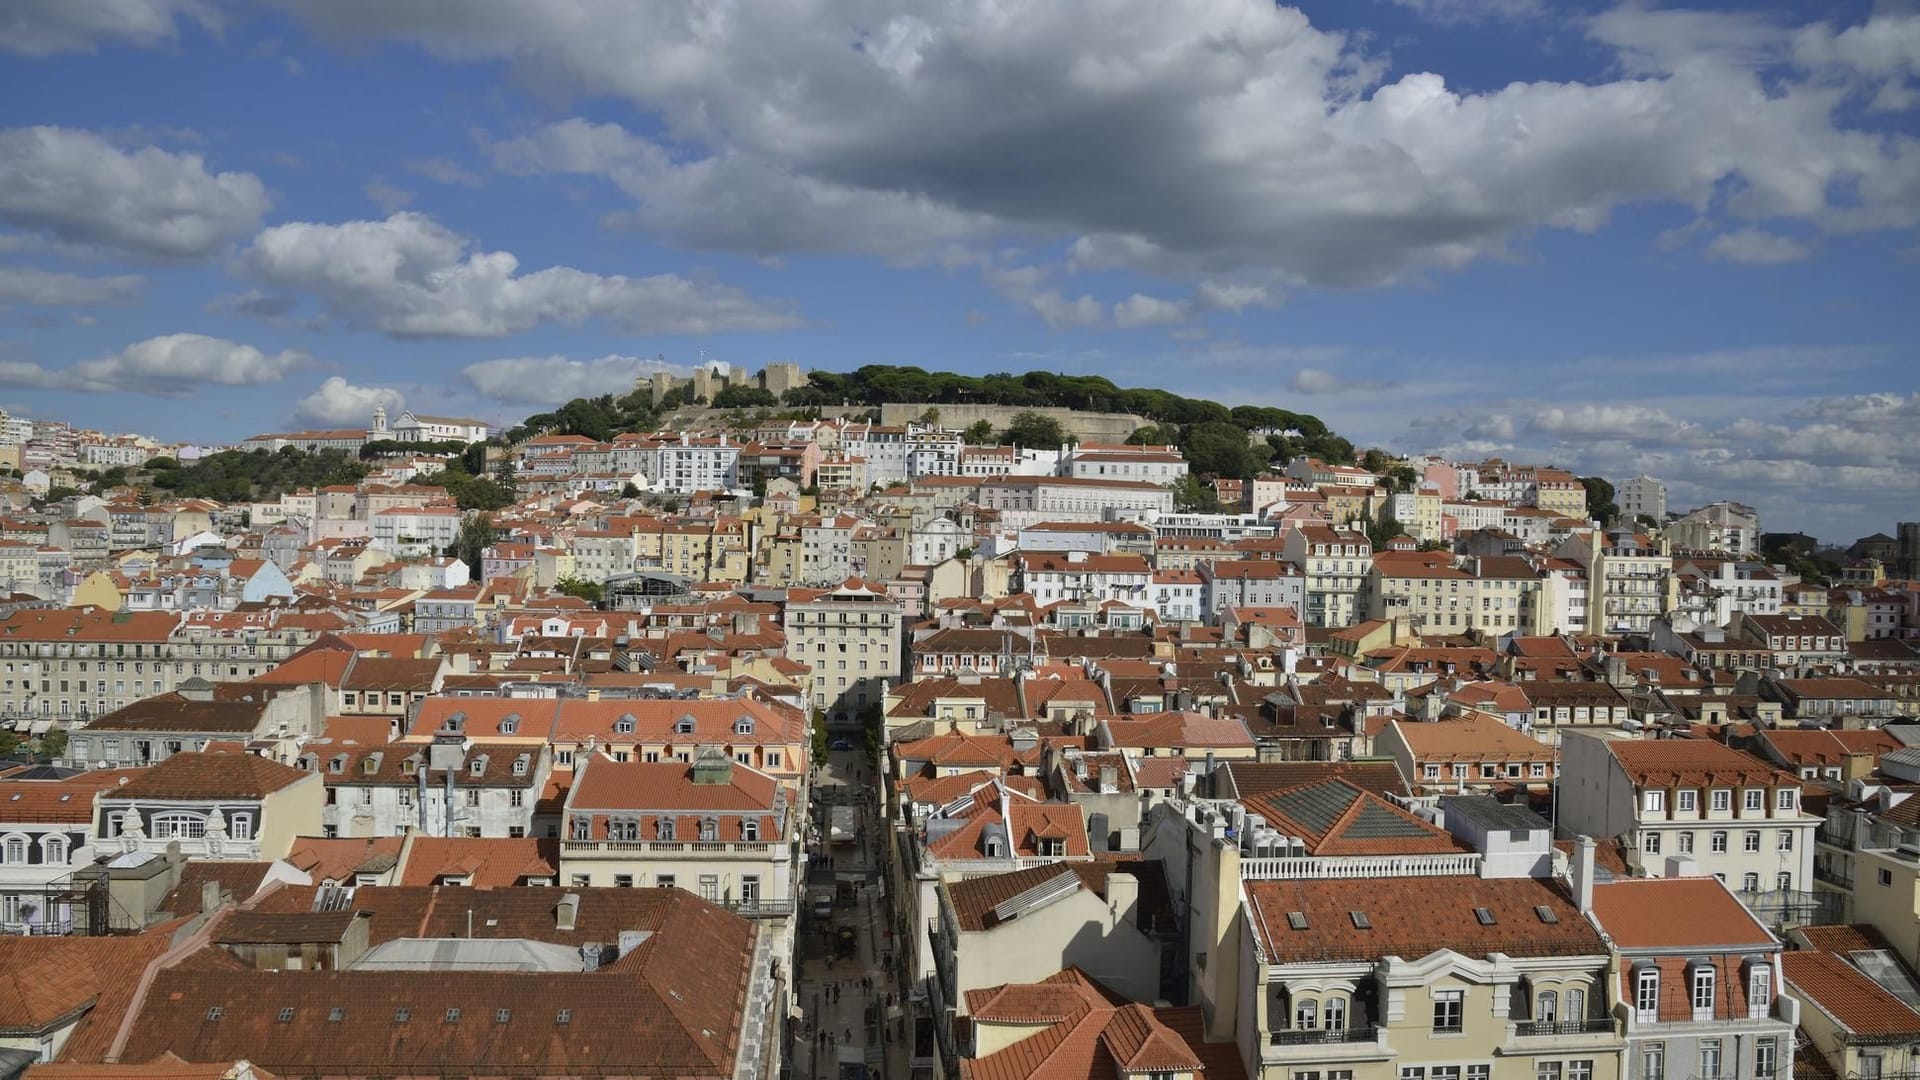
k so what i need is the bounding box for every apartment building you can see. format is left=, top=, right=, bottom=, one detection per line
left=1588, top=875, right=1794, bottom=1080
left=1558, top=735, right=1816, bottom=894
left=1556, top=530, right=1672, bottom=635
left=1012, top=551, right=1152, bottom=607
left=1198, top=559, right=1304, bottom=615
left=1283, top=524, right=1372, bottom=628
left=782, top=577, right=903, bottom=722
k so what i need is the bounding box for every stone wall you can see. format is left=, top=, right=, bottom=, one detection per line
left=878, top=403, right=1146, bottom=443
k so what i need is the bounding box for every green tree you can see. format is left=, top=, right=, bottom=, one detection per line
left=1126, top=424, right=1177, bottom=446
left=1363, top=515, right=1408, bottom=549
left=0, top=729, right=21, bottom=760
left=1182, top=421, right=1264, bottom=479
left=712, top=384, right=778, bottom=409
left=1172, top=475, right=1222, bottom=513
left=450, top=513, right=496, bottom=575
left=1384, top=464, right=1420, bottom=493
left=919, top=406, right=941, bottom=425
left=554, top=575, right=604, bottom=604
left=621, top=481, right=643, bottom=499
left=1578, top=476, right=1619, bottom=525
left=35, top=728, right=66, bottom=763
left=1002, top=411, right=1070, bottom=449
left=962, top=419, right=996, bottom=444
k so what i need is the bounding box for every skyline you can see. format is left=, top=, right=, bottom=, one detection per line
left=1, top=0, right=1916, bottom=541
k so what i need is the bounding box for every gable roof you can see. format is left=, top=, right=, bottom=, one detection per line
left=1246, top=875, right=1602, bottom=963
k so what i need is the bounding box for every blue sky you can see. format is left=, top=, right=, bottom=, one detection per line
left=1, top=0, right=1917, bottom=542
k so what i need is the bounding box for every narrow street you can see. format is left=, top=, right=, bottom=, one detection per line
left=790, top=745, right=908, bottom=1080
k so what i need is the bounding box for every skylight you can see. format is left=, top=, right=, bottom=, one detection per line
left=1473, top=907, right=1496, bottom=926
left=1287, top=911, right=1309, bottom=931
left=1350, top=911, right=1371, bottom=929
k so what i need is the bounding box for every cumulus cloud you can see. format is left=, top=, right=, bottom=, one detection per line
left=287, top=1, right=1920, bottom=288
left=363, top=177, right=414, bottom=213
left=293, top=375, right=404, bottom=426
left=1, top=0, right=217, bottom=56
left=1528, top=404, right=1701, bottom=443
left=0, top=267, right=143, bottom=306
left=0, top=333, right=309, bottom=395
left=1112, top=293, right=1190, bottom=328
left=1287, top=368, right=1395, bottom=395
left=460, top=354, right=677, bottom=406
left=1703, top=227, right=1813, bottom=265
left=406, top=157, right=486, bottom=187
left=238, top=212, right=800, bottom=338
left=0, top=126, right=269, bottom=259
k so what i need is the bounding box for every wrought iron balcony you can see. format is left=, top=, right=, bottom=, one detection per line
left=1513, top=1018, right=1614, bottom=1037
left=1267, top=1025, right=1378, bottom=1046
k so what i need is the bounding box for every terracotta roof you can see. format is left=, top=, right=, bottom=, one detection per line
left=0, top=768, right=145, bottom=823
left=1784, top=950, right=1920, bottom=1036
left=81, top=693, right=278, bottom=734
left=286, top=836, right=405, bottom=883
left=945, top=859, right=1174, bottom=933
left=1244, top=779, right=1467, bottom=856
left=1607, top=738, right=1795, bottom=790
left=1387, top=714, right=1555, bottom=763
left=119, top=887, right=753, bottom=1076
left=1247, top=874, right=1604, bottom=964
left=158, top=862, right=275, bottom=915
left=107, top=752, right=313, bottom=802
left=1217, top=760, right=1409, bottom=800
left=397, top=837, right=559, bottom=888
left=959, top=970, right=1233, bottom=1080
left=0, top=932, right=174, bottom=1058
left=25, top=1056, right=279, bottom=1079
left=1587, top=877, right=1774, bottom=949
left=1100, top=711, right=1254, bottom=750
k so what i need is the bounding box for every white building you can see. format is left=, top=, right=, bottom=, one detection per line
left=653, top=434, right=741, bottom=493
left=375, top=407, right=490, bottom=444
left=1013, top=551, right=1152, bottom=608
left=782, top=578, right=903, bottom=722
left=1619, top=474, right=1667, bottom=522
left=1558, top=734, right=1817, bottom=896
left=369, top=506, right=463, bottom=558
left=1062, top=444, right=1188, bottom=486
left=308, top=739, right=550, bottom=840
left=978, top=477, right=1173, bottom=529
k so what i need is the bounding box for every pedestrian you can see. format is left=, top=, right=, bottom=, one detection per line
left=844, top=1027, right=853, bottom=1041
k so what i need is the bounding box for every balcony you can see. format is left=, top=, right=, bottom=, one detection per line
left=1240, top=853, right=1482, bottom=880
left=1513, top=1018, right=1614, bottom=1037
left=718, top=898, right=795, bottom=918
left=1268, top=1025, right=1378, bottom=1046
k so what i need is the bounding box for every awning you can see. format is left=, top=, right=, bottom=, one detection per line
left=28, top=720, right=56, bottom=735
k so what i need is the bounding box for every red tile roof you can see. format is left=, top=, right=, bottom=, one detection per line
left=1784, top=951, right=1920, bottom=1036
left=1588, top=877, right=1775, bottom=949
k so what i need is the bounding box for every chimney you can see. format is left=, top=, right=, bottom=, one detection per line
left=556, top=892, right=580, bottom=931
left=1106, top=871, right=1140, bottom=927
left=200, top=880, right=223, bottom=915
left=1571, top=834, right=1595, bottom=915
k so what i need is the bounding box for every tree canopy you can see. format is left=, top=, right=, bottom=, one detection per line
left=149, top=447, right=370, bottom=502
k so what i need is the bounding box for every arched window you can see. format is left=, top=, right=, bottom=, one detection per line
left=1566, top=988, right=1586, bottom=1022
left=1535, top=990, right=1558, bottom=1023
left=1, top=835, right=26, bottom=864
left=42, top=834, right=68, bottom=864
left=1322, top=997, right=1346, bottom=1031
left=656, top=818, right=676, bottom=841
left=1634, top=967, right=1659, bottom=1022
left=1294, top=999, right=1317, bottom=1030
left=699, top=817, right=718, bottom=842
left=570, top=816, right=592, bottom=840
left=152, top=813, right=205, bottom=840
left=742, top=819, right=759, bottom=842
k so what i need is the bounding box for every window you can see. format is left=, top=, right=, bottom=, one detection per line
left=1565, top=1063, right=1591, bottom=1080
left=1641, top=1043, right=1664, bottom=1080
left=1711, top=789, right=1730, bottom=812
left=153, top=812, right=205, bottom=839
left=1690, top=965, right=1716, bottom=1019
left=1778, top=830, right=1793, bottom=851
left=1323, top=997, right=1345, bottom=1031
left=1748, top=963, right=1772, bottom=1017
left=1697, top=1040, right=1721, bottom=1078
left=1643, top=790, right=1665, bottom=813
left=41, top=835, right=67, bottom=864
left=1634, top=968, right=1659, bottom=1021
left=1294, top=999, right=1317, bottom=1030
left=1777, top=789, right=1796, bottom=810
left=1643, top=831, right=1661, bottom=855
left=1743, top=830, right=1761, bottom=853
left=742, top=819, right=759, bottom=841
left=1710, top=830, right=1728, bottom=853
left=1881, top=867, right=1895, bottom=887
left=1534, top=1065, right=1560, bottom=1080
left=230, top=815, right=251, bottom=841
left=1859, top=1054, right=1884, bottom=1080
left=1, top=835, right=25, bottom=864
left=1777, top=871, right=1792, bottom=891
left=1432, top=989, right=1463, bottom=1032
left=1535, top=990, right=1557, bottom=1022
left=1400, top=1070, right=1425, bottom=1080
left=656, top=818, right=675, bottom=841
left=1744, top=789, right=1764, bottom=812
left=1566, top=988, right=1585, bottom=1021
left=1755, top=1037, right=1777, bottom=1078
left=1743, top=872, right=1760, bottom=892
left=1676, top=790, right=1696, bottom=812
left=1677, top=831, right=1694, bottom=854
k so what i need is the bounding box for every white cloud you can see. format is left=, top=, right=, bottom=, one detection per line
left=293, top=376, right=404, bottom=426
left=0, top=0, right=217, bottom=56
left=461, top=354, right=678, bottom=406
left=287, top=1, right=1920, bottom=287
left=0, top=126, right=269, bottom=259
left=239, top=211, right=800, bottom=338
left=1384, top=0, right=1540, bottom=24
left=1027, top=291, right=1104, bottom=331
left=363, top=177, right=414, bottom=213
left=0, top=333, right=309, bottom=395
left=1195, top=281, right=1279, bottom=312
left=406, top=157, right=486, bottom=187
left=1112, top=293, right=1190, bottom=328
left=1703, top=227, right=1813, bottom=265
left=1287, top=368, right=1394, bottom=394
left=1529, top=404, right=1701, bottom=443
left=0, top=267, right=143, bottom=306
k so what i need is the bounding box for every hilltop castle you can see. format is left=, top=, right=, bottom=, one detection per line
left=640, top=361, right=805, bottom=407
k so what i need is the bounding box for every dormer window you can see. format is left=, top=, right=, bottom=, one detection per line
left=499, top=714, right=520, bottom=735
left=512, top=754, right=530, bottom=776
left=570, top=816, right=591, bottom=840
left=615, top=714, right=637, bottom=735
left=743, top=819, right=759, bottom=842
left=469, top=757, right=488, bottom=777
left=1634, top=966, right=1660, bottom=1022
left=1689, top=962, right=1716, bottom=1021
left=699, top=817, right=718, bottom=842
left=329, top=755, right=347, bottom=774
left=734, top=717, right=755, bottom=736
left=656, top=818, right=676, bottom=841
left=673, top=715, right=695, bottom=735
left=1747, top=961, right=1773, bottom=1018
